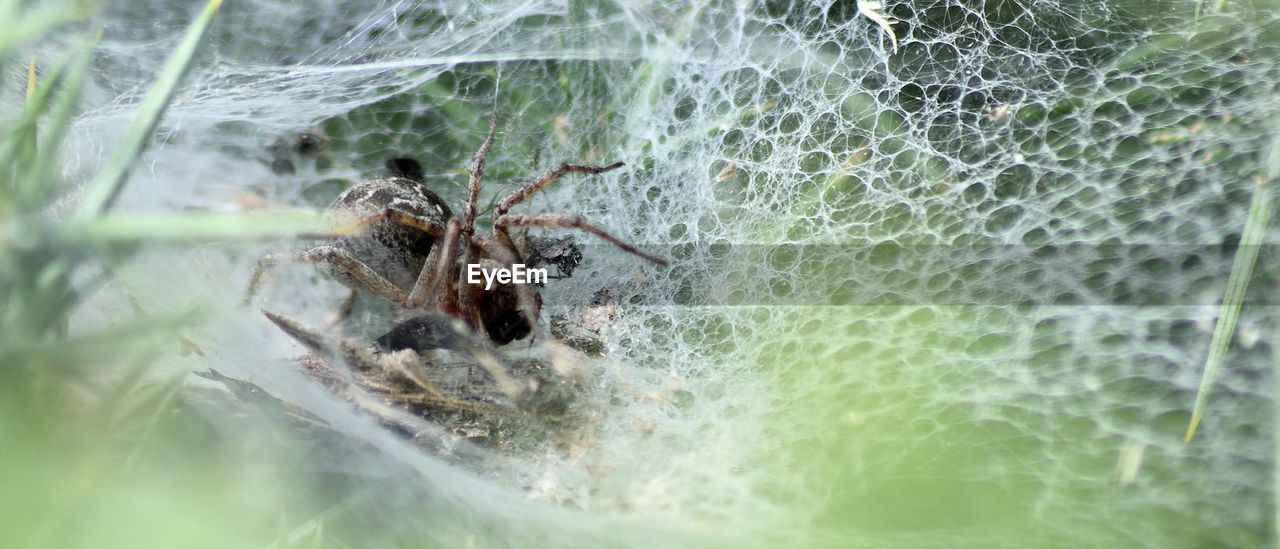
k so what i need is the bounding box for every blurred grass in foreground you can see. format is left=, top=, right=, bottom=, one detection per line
left=0, top=2, right=346, bottom=548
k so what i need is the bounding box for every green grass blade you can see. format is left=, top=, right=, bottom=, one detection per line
left=0, top=1, right=84, bottom=60
left=21, top=39, right=96, bottom=207
left=263, top=488, right=378, bottom=549
left=0, top=310, right=202, bottom=368
left=121, top=368, right=191, bottom=473
left=1183, top=141, right=1277, bottom=443
left=22, top=59, right=37, bottom=155
left=0, top=46, right=78, bottom=178
left=72, top=0, right=222, bottom=221
left=59, top=210, right=332, bottom=243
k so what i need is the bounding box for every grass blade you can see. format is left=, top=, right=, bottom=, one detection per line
left=24, top=58, right=36, bottom=149
left=121, top=368, right=192, bottom=473
left=263, top=488, right=378, bottom=549
left=1183, top=141, right=1277, bottom=443
left=72, top=0, right=222, bottom=221
left=60, top=210, right=333, bottom=243
left=20, top=40, right=95, bottom=206
left=0, top=310, right=202, bottom=368
left=0, top=1, right=84, bottom=60
left=0, top=46, right=79, bottom=178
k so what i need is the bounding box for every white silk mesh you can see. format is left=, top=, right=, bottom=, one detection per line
left=60, top=0, right=1280, bottom=546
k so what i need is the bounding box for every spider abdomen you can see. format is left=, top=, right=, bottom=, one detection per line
left=323, top=176, right=453, bottom=291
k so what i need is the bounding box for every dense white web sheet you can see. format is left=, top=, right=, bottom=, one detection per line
left=61, top=0, right=1280, bottom=545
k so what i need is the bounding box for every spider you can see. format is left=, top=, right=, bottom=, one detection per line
left=266, top=131, right=329, bottom=175
left=248, top=113, right=668, bottom=345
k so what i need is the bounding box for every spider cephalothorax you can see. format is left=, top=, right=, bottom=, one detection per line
left=248, top=113, right=667, bottom=345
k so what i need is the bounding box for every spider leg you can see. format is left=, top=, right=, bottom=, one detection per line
left=496, top=214, right=669, bottom=266
left=386, top=391, right=509, bottom=415
left=487, top=161, right=623, bottom=266
left=252, top=204, right=448, bottom=303
left=449, top=112, right=509, bottom=339
left=246, top=247, right=407, bottom=306
left=253, top=206, right=449, bottom=308
left=330, top=289, right=358, bottom=326
left=263, top=309, right=497, bottom=415
left=457, top=112, right=498, bottom=307
left=494, top=161, right=626, bottom=217
left=249, top=244, right=406, bottom=305
left=461, top=112, right=498, bottom=241
left=246, top=254, right=283, bottom=304
left=262, top=308, right=333, bottom=354
left=308, top=245, right=410, bottom=303
left=405, top=218, right=461, bottom=310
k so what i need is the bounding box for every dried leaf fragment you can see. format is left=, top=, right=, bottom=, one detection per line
left=857, top=0, right=899, bottom=54
left=715, top=162, right=738, bottom=182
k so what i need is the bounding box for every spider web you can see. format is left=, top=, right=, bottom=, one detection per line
left=55, top=0, right=1280, bottom=546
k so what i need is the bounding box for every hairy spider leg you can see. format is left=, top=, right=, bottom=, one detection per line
left=497, top=214, right=669, bottom=267
left=405, top=218, right=462, bottom=310
left=246, top=246, right=408, bottom=305
left=247, top=207, right=447, bottom=305
left=459, top=112, right=498, bottom=252
left=404, top=214, right=544, bottom=351
left=493, top=162, right=627, bottom=217
left=261, top=308, right=332, bottom=353
left=485, top=159, right=651, bottom=345
left=261, top=309, right=505, bottom=415
left=489, top=162, right=627, bottom=267
left=454, top=113, right=505, bottom=335
left=332, top=289, right=357, bottom=326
